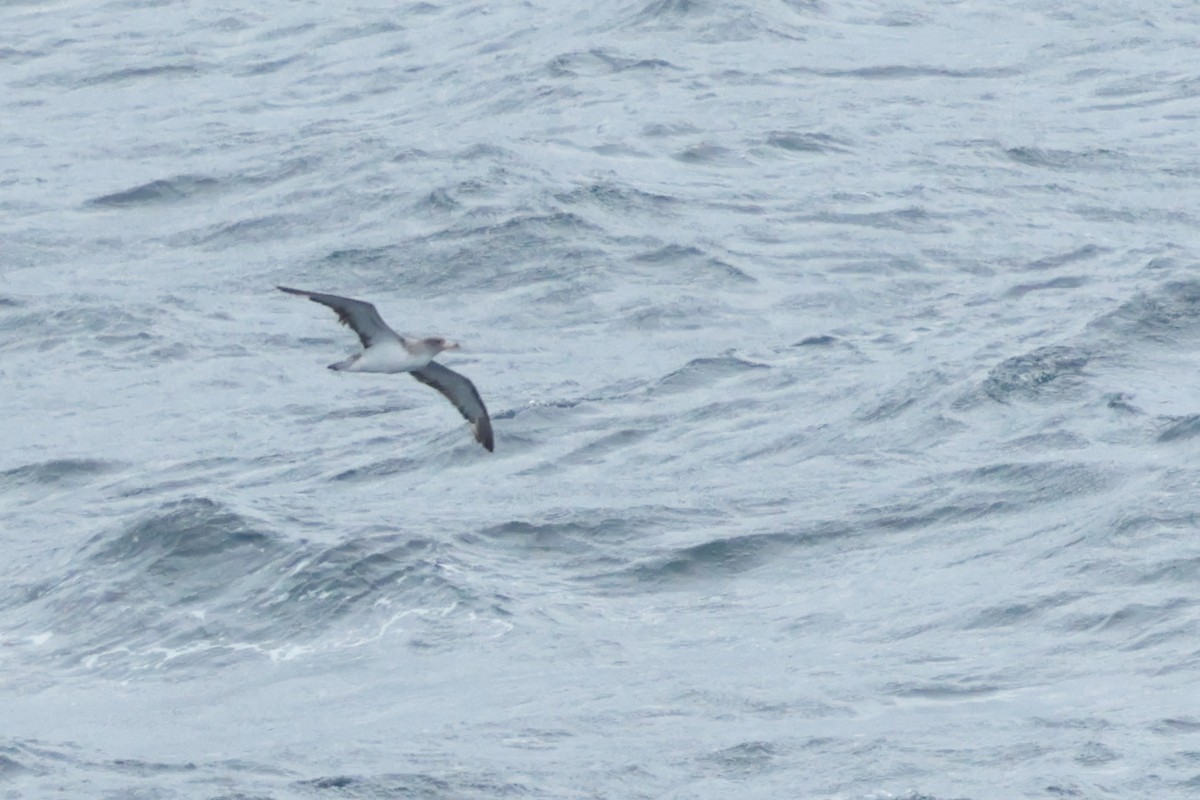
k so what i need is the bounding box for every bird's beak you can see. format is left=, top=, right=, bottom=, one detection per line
left=443, top=341, right=461, bottom=351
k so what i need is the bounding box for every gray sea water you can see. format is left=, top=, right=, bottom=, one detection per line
left=3, top=1, right=1200, bottom=798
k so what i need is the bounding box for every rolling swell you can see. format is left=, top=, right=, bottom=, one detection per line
left=86, top=175, right=222, bottom=208
left=6, top=498, right=491, bottom=676
left=982, top=346, right=1092, bottom=403
left=1090, top=279, right=1200, bottom=345
left=0, top=458, right=120, bottom=489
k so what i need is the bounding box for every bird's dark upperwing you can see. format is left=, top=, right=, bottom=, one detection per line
left=410, top=361, right=494, bottom=452
left=277, top=286, right=400, bottom=348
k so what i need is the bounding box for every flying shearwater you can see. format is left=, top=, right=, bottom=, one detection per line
left=278, top=286, right=494, bottom=452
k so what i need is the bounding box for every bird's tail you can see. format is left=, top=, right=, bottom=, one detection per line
left=327, top=354, right=360, bottom=371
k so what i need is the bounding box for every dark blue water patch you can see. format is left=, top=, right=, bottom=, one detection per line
left=254, top=21, right=319, bottom=43
left=79, top=63, right=205, bottom=87
left=1108, top=597, right=1195, bottom=633
left=1112, top=508, right=1200, bottom=541
left=558, top=427, right=654, bottom=465
left=0, top=46, right=30, bottom=62
left=734, top=428, right=815, bottom=462
left=173, top=214, right=303, bottom=249
left=494, top=397, right=587, bottom=424
left=1137, top=557, right=1200, bottom=584
left=1002, top=430, right=1092, bottom=452
left=651, top=356, right=769, bottom=395
left=208, top=14, right=253, bottom=33
left=855, top=369, right=949, bottom=423
left=2, top=744, right=293, bottom=799
left=545, top=49, right=678, bottom=78
left=679, top=397, right=766, bottom=425
left=633, top=243, right=704, bottom=264
left=1002, top=146, right=1125, bottom=170
left=331, top=456, right=424, bottom=481
left=600, top=523, right=853, bottom=591
left=1156, top=415, right=1200, bottom=443
left=631, top=0, right=706, bottom=24
left=463, top=515, right=633, bottom=566
left=471, top=518, right=624, bottom=555
left=699, top=740, right=779, bottom=777
left=0, top=749, right=30, bottom=780
left=245, top=156, right=323, bottom=187
left=85, top=175, right=222, bottom=207
left=794, top=334, right=837, bottom=346
left=1032, top=716, right=1112, bottom=732
left=1073, top=741, right=1119, bottom=767
left=982, top=345, right=1091, bottom=403
left=454, top=143, right=517, bottom=162
left=320, top=212, right=603, bottom=293
left=867, top=498, right=1013, bottom=532
left=674, top=143, right=735, bottom=164
left=1089, top=279, right=1200, bottom=345
left=614, top=296, right=737, bottom=330
left=1152, top=718, right=1200, bottom=735
left=1024, top=245, right=1106, bottom=272
left=806, top=206, right=943, bottom=233
left=865, top=461, right=1109, bottom=534
left=799, top=63, right=1020, bottom=80
left=293, top=401, right=416, bottom=424
left=396, top=0, right=450, bottom=18
left=0, top=738, right=88, bottom=782
left=1005, top=275, right=1088, bottom=298
left=320, top=244, right=398, bottom=271
left=469, top=507, right=730, bottom=583
left=763, top=131, right=847, bottom=154
left=471, top=507, right=697, bottom=556
left=961, top=592, right=1083, bottom=630
left=881, top=680, right=1002, bottom=700
left=0, top=458, right=121, bottom=490
left=296, top=771, right=531, bottom=798
left=238, top=54, right=305, bottom=76
left=635, top=532, right=800, bottom=583
left=958, top=460, right=1110, bottom=505
left=641, top=121, right=702, bottom=138
left=1059, top=599, right=1192, bottom=637
left=554, top=182, right=679, bottom=215
left=314, top=19, right=405, bottom=48
left=415, top=187, right=461, bottom=213
left=445, top=212, right=600, bottom=242
left=1071, top=205, right=1144, bottom=225
left=632, top=244, right=755, bottom=284
left=0, top=303, right=157, bottom=352
left=93, top=330, right=154, bottom=347
left=107, top=757, right=199, bottom=777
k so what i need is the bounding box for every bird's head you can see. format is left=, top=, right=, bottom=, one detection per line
left=423, top=337, right=460, bottom=353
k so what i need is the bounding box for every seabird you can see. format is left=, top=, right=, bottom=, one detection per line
left=278, top=286, right=494, bottom=452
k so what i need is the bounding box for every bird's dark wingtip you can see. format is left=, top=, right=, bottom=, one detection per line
left=477, top=427, right=495, bottom=452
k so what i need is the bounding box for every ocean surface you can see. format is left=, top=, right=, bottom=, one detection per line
left=3, top=1, right=1199, bottom=797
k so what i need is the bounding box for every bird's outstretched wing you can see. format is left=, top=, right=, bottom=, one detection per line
left=278, top=286, right=401, bottom=348
left=410, top=362, right=494, bottom=452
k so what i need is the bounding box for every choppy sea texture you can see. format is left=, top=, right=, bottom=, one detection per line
left=3, top=0, right=1200, bottom=797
